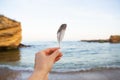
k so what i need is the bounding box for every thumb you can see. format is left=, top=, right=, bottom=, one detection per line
left=50, top=49, right=60, bottom=59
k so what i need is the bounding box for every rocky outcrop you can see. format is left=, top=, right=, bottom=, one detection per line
left=0, top=15, right=22, bottom=49
left=81, top=35, right=120, bottom=43
left=81, top=39, right=109, bottom=43
left=109, top=35, right=120, bottom=43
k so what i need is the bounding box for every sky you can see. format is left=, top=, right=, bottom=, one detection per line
left=0, top=0, right=120, bottom=41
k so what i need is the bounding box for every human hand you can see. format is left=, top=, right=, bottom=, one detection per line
left=28, top=47, right=62, bottom=80
left=34, top=47, right=62, bottom=74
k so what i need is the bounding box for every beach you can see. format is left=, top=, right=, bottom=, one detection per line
left=50, top=68, right=120, bottom=80
left=0, top=0, right=120, bottom=79
left=0, top=67, right=120, bottom=80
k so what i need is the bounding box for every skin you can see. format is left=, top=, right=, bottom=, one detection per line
left=28, top=47, right=62, bottom=80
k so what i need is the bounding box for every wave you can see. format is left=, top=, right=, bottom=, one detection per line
left=51, top=67, right=120, bottom=73
left=1, top=64, right=120, bottom=73
left=0, top=64, right=33, bottom=71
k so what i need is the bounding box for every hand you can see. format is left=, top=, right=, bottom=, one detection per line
left=34, top=47, right=62, bottom=74
left=28, top=47, right=62, bottom=80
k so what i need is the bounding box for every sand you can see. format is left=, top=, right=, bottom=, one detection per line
left=0, top=67, right=120, bottom=80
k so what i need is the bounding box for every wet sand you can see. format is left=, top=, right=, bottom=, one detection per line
left=0, top=67, right=120, bottom=80
left=50, top=69, right=120, bottom=80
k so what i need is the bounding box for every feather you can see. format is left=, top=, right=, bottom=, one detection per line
left=57, top=24, right=67, bottom=48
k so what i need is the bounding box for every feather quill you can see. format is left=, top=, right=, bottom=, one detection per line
left=57, top=24, right=67, bottom=48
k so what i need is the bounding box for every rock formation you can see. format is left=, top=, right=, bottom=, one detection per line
left=109, top=35, right=120, bottom=43
left=81, top=35, right=120, bottom=43
left=81, top=39, right=109, bottom=43
left=0, top=15, right=22, bottom=49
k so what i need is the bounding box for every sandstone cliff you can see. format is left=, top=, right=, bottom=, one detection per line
left=109, top=35, right=120, bottom=43
left=0, top=15, right=22, bottom=49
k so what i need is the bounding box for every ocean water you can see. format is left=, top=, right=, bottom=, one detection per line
left=0, top=41, right=120, bottom=72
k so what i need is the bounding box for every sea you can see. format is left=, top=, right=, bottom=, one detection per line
left=0, top=41, right=120, bottom=72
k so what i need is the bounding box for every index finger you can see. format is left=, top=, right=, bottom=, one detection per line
left=42, top=47, right=60, bottom=55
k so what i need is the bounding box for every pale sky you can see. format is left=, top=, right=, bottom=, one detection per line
left=0, top=0, right=120, bottom=41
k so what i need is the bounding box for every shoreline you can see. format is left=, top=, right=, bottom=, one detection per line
left=0, top=67, right=120, bottom=80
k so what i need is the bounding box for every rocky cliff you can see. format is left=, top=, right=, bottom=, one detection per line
left=109, top=35, right=120, bottom=43
left=0, top=15, right=22, bottom=49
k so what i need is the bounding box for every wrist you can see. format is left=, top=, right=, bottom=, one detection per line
left=33, top=70, right=48, bottom=78
left=34, top=68, right=49, bottom=75
left=28, top=70, right=48, bottom=80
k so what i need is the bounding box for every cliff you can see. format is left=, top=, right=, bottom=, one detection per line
left=0, top=15, right=22, bottom=49
left=109, top=35, right=120, bottom=43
